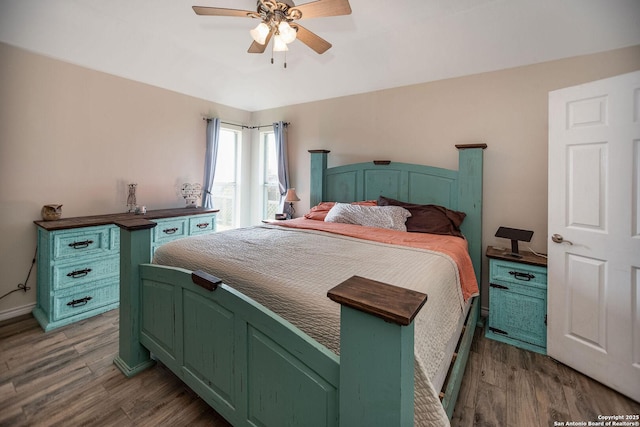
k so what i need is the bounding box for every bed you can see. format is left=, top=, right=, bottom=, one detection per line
left=114, top=144, right=486, bottom=427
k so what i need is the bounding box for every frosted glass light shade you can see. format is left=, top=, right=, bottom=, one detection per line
left=250, top=22, right=270, bottom=45
left=278, top=21, right=297, bottom=44
left=273, top=34, right=289, bottom=52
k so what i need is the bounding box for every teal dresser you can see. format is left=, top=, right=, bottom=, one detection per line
left=485, top=246, right=548, bottom=354
left=33, top=208, right=218, bottom=332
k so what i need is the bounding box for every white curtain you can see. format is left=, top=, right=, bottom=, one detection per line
left=202, top=118, right=221, bottom=209
left=274, top=121, right=290, bottom=213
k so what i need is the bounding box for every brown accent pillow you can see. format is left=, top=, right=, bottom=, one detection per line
left=377, top=196, right=466, bottom=237
left=304, top=200, right=377, bottom=221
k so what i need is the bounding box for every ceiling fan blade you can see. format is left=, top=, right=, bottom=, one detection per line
left=192, top=6, right=254, bottom=17
left=292, top=0, right=351, bottom=19
left=292, top=24, right=332, bottom=54
left=248, top=30, right=273, bottom=54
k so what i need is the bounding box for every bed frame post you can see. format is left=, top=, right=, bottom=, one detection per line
left=328, top=276, right=427, bottom=427
left=455, top=143, right=487, bottom=286
left=309, top=149, right=330, bottom=207
left=113, top=218, right=157, bottom=377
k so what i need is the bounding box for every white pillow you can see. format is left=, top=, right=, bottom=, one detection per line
left=324, top=203, right=412, bottom=231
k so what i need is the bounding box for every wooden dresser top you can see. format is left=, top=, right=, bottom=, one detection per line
left=486, top=246, right=547, bottom=267
left=34, top=208, right=219, bottom=231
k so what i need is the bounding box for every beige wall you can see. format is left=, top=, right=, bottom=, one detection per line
left=0, top=42, right=250, bottom=317
left=252, top=45, right=640, bottom=307
left=1, top=41, right=639, bottom=317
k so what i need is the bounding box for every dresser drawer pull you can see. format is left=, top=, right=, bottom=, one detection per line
left=66, top=268, right=93, bottom=279
left=163, top=227, right=179, bottom=234
left=489, top=326, right=509, bottom=336
left=196, top=222, right=209, bottom=229
left=66, top=296, right=92, bottom=307
left=509, top=271, right=535, bottom=281
left=490, top=283, right=509, bottom=290
left=68, top=240, right=94, bottom=249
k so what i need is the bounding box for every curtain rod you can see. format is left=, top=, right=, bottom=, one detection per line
left=202, top=118, right=289, bottom=130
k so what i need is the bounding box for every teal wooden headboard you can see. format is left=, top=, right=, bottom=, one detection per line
left=309, top=144, right=487, bottom=285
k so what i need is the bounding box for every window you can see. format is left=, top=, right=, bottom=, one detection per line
left=213, top=128, right=240, bottom=231
left=262, top=131, right=280, bottom=220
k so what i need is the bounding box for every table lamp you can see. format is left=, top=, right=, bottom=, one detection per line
left=284, top=188, right=300, bottom=219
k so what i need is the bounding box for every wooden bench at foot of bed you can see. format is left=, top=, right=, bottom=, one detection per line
left=114, top=219, right=428, bottom=427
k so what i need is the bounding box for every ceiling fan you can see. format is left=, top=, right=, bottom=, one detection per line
left=193, top=0, right=351, bottom=65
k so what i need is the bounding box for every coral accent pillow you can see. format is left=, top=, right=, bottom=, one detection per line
left=377, top=196, right=466, bottom=237
left=304, top=200, right=377, bottom=221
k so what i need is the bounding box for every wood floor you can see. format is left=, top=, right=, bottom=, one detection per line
left=1, top=310, right=638, bottom=427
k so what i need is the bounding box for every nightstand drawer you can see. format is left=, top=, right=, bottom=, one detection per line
left=154, top=218, right=188, bottom=243
left=489, top=259, right=547, bottom=289
left=53, top=282, right=119, bottom=321
left=52, top=256, right=119, bottom=290
left=53, top=226, right=116, bottom=260
left=189, top=214, right=216, bottom=235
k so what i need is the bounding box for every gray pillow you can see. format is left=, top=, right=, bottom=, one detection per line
left=324, top=203, right=411, bottom=231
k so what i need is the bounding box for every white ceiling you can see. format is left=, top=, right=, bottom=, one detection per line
left=1, top=0, right=639, bottom=112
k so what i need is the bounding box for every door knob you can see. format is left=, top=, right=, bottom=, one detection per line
left=551, top=234, right=573, bottom=245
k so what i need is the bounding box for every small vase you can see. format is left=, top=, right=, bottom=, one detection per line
left=41, top=204, right=63, bottom=221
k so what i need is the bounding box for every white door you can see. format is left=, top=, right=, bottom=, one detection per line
left=548, top=70, right=640, bottom=402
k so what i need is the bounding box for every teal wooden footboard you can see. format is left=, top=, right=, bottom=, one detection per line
left=139, top=265, right=340, bottom=426
left=115, top=221, right=428, bottom=427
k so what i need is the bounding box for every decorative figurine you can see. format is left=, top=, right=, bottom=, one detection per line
left=181, top=183, right=202, bottom=208
left=127, top=183, right=137, bottom=213
left=41, top=204, right=63, bottom=221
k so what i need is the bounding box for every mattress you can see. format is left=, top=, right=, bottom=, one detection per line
left=153, top=221, right=478, bottom=426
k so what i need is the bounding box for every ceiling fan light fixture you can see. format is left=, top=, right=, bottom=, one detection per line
left=278, top=21, right=297, bottom=44
left=273, top=34, right=289, bottom=52
left=194, top=0, right=352, bottom=59
left=250, top=22, right=270, bottom=45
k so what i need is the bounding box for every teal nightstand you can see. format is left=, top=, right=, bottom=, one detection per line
left=485, top=246, right=548, bottom=354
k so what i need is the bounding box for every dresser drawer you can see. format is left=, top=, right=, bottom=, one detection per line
left=189, top=214, right=216, bottom=235
left=52, top=255, right=119, bottom=290
left=153, top=218, right=188, bottom=243
left=111, top=226, right=120, bottom=250
left=53, top=226, right=117, bottom=261
left=53, top=282, right=119, bottom=321
left=489, top=259, right=547, bottom=289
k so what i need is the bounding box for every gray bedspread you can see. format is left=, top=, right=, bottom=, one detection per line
left=153, top=224, right=466, bottom=426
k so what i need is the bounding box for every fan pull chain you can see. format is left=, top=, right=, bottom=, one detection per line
left=270, top=45, right=287, bottom=69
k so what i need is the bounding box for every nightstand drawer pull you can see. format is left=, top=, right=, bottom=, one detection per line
left=66, top=296, right=92, bottom=307
left=68, top=240, right=94, bottom=249
left=196, top=222, right=209, bottom=229
left=66, top=268, right=92, bottom=279
left=163, top=227, right=179, bottom=234
left=509, top=271, right=535, bottom=281
left=489, top=327, right=509, bottom=336
left=490, top=283, right=509, bottom=290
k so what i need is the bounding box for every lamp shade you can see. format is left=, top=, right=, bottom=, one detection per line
left=250, top=22, right=270, bottom=45
left=284, top=188, right=300, bottom=202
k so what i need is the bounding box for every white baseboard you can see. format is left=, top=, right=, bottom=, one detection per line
left=0, top=303, right=35, bottom=322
